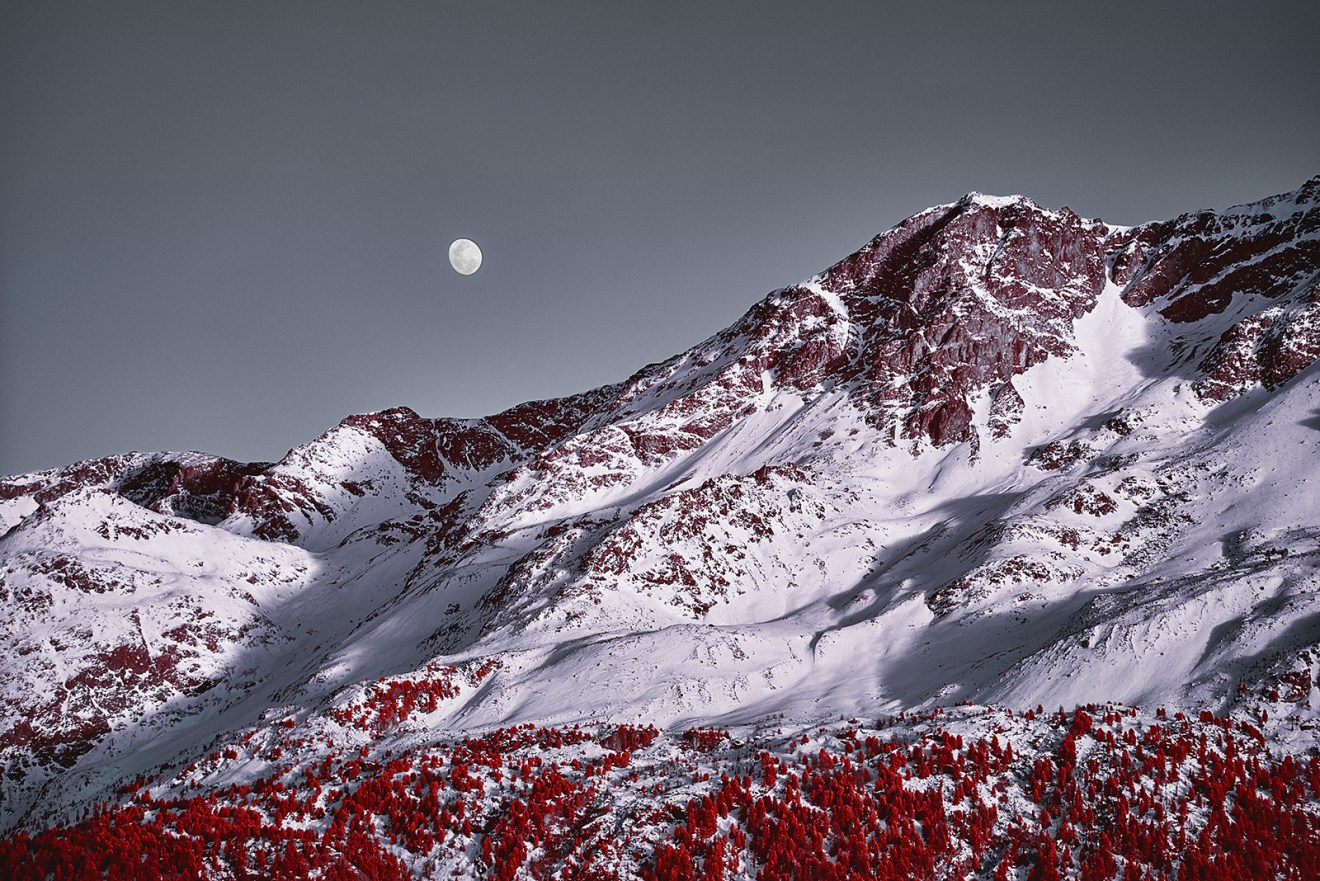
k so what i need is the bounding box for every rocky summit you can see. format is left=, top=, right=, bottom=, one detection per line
left=2, top=179, right=1319, bottom=880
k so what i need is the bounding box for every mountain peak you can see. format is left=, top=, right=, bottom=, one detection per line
left=956, top=190, right=1036, bottom=211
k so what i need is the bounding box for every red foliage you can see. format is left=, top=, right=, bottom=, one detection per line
left=3, top=707, right=1318, bottom=880
left=601, top=724, right=660, bottom=753
left=330, top=659, right=501, bottom=734
left=681, top=728, right=730, bottom=752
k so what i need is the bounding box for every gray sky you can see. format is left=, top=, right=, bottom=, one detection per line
left=2, top=1, right=1317, bottom=476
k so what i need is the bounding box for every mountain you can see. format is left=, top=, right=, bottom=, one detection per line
left=2, top=179, right=1318, bottom=879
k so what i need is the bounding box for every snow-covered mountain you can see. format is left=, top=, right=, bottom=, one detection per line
left=2, top=179, right=1318, bottom=876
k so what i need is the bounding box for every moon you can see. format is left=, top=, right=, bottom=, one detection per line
left=448, top=238, right=482, bottom=275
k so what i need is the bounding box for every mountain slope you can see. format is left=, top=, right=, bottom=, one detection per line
left=1, top=179, right=1318, bottom=846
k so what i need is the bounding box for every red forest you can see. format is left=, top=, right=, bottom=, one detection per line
left=3, top=706, right=1317, bottom=880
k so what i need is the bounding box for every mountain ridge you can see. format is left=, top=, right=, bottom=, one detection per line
left=1, top=178, right=1318, bottom=846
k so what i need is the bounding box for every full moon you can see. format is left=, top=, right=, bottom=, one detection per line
left=448, top=238, right=482, bottom=275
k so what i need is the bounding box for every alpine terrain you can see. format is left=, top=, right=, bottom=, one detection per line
left=3, top=179, right=1319, bottom=880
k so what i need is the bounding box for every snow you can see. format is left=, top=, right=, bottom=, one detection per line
left=964, top=192, right=1032, bottom=210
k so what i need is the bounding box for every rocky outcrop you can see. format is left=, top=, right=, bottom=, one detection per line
left=1112, top=176, right=1320, bottom=323
left=1194, top=274, right=1320, bottom=402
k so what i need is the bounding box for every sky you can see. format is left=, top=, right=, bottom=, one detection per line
left=2, top=1, right=1317, bottom=476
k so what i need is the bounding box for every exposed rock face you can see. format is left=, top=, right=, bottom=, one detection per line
left=1113, top=178, right=1320, bottom=322
left=812, top=194, right=1112, bottom=445
left=1, top=178, right=1319, bottom=839
left=117, top=457, right=271, bottom=524
left=987, top=380, right=1026, bottom=438
left=1193, top=274, right=1320, bottom=402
